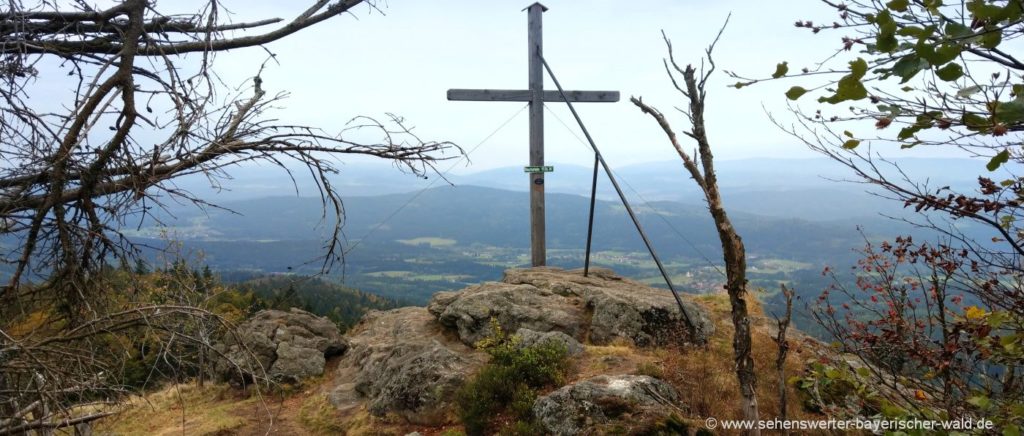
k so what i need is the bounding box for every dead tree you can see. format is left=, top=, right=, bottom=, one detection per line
left=774, top=284, right=794, bottom=434
left=0, top=0, right=461, bottom=432
left=630, top=21, right=761, bottom=433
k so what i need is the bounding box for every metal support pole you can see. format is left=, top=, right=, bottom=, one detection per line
left=584, top=154, right=599, bottom=277
left=541, top=56, right=703, bottom=343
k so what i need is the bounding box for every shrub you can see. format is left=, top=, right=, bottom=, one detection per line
left=812, top=239, right=1024, bottom=432
left=456, top=319, right=570, bottom=435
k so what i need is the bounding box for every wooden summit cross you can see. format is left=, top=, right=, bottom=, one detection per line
left=447, top=3, right=619, bottom=267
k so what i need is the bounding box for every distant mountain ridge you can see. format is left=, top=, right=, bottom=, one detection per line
left=167, top=157, right=997, bottom=222
left=132, top=183, right=980, bottom=273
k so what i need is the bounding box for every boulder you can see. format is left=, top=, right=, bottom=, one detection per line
left=432, top=267, right=713, bottom=347
left=533, top=375, right=680, bottom=436
left=330, top=307, right=485, bottom=425
left=515, top=328, right=584, bottom=356
left=428, top=282, right=586, bottom=346
left=214, top=308, right=347, bottom=384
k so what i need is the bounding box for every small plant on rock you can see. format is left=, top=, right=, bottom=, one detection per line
left=456, top=319, right=570, bottom=435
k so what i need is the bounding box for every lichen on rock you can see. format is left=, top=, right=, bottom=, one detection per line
left=431, top=267, right=713, bottom=347
left=214, top=308, right=347, bottom=384
left=533, top=374, right=681, bottom=435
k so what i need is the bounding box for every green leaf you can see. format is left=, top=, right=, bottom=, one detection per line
left=1006, top=1, right=1024, bottom=22
left=890, top=54, right=926, bottom=83
left=901, top=140, right=923, bottom=149
left=886, top=0, right=909, bottom=11
left=878, top=104, right=903, bottom=115
left=785, top=86, right=808, bottom=100
left=850, top=58, right=868, bottom=77
left=772, top=62, right=789, bottom=79
left=819, top=59, right=869, bottom=104
left=876, top=10, right=899, bottom=53
left=856, top=367, right=871, bottom=377
left=916, top=111, right=941, bottom=127
left=842, top=139, right=861, bottom=149
left=877, top=33, right=898, bottom=53
left=936, top=63, right=964, bottom=81
left=733, top=82, right=746, bottom=89
left=945, top=21, right=972, bottom=39
left=969, top=0, right=1010, bottom=21
left=980, top=27, right=1003, bottom=49
left=1005, top=424, right=1022, bottom=436
left=897, top=26, right=925, bottom=37
left=987, top=150, right=1010, bottom=171
left=963, top=112, right=990, bottom=130
left=917, top=41, right=962, bottom=66
left=934, top=44, right=962, bottom=65
left=898, top=126, right=921, bottom=140
left=843, top=130, right=854, bottom=138
left=995, top=101, right=1024, bottom=124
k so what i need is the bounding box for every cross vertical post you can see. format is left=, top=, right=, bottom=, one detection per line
left=446, top=3, right=619, bottom=268
left=527, top=2, right=546, bottom=267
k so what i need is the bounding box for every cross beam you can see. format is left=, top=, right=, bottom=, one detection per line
left=447, top=89, right=619, bottom=103
left=447, top=2, right=619, bottom=267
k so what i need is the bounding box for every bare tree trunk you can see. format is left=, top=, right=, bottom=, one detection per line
left=198, top=346, right=206, bottom=389
left=708, top=176, right=760, bottom=427
left=775, top=284, right=795, bottom=435
left=630, top=22, right=761, bottom=433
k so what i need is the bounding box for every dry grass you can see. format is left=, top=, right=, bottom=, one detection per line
left=660, top=293, right=825, bottom=425
left=298, top=393, right=347, bottom=434
left=94, top=383, right=254, bottom=436
left=583, top=343, right=633, bottom=357
left=578, top=343, right=655, bottom=380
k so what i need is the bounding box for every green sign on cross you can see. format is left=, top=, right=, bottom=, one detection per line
left=523, top=166, right=554, bottom=173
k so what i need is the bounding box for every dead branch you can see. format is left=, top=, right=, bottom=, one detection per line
left=773, top=283, right=795, bottom=433
left=631, top=21, right=762, bottom=434
left=0, top=0, right=462, bottom=430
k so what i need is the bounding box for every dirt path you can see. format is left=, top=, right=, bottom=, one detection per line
left=230, top=393, right=307, bottom=435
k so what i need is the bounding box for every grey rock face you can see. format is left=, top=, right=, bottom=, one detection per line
left=215, top=308, right=347, bottom=384
left=429, top=281, right=586, bottom=346
left=515, top=328, right=584, bottom=356
left=533, top=375, right=680, bottom=436
left=330, top=308, right=485, bottom=425
left=432, top=267, right=713, bottom=347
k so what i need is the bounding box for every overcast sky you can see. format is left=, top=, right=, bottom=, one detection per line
left=196, top=0, right=962, bottom=174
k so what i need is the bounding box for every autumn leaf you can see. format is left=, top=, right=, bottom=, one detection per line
left=965, top=305, right=987, bottom=320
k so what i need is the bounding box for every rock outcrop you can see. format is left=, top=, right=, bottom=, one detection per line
left=328, top=267, right=711, bottom=432
left=428, top=282, right=586, bottom=346
left=329, top=307, right=485, bottom=425
left=430, top=267, right=713, bottom=347
left=215, top=308, right=347, bottom=384
left=533, top=375, right=681, bottom=435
